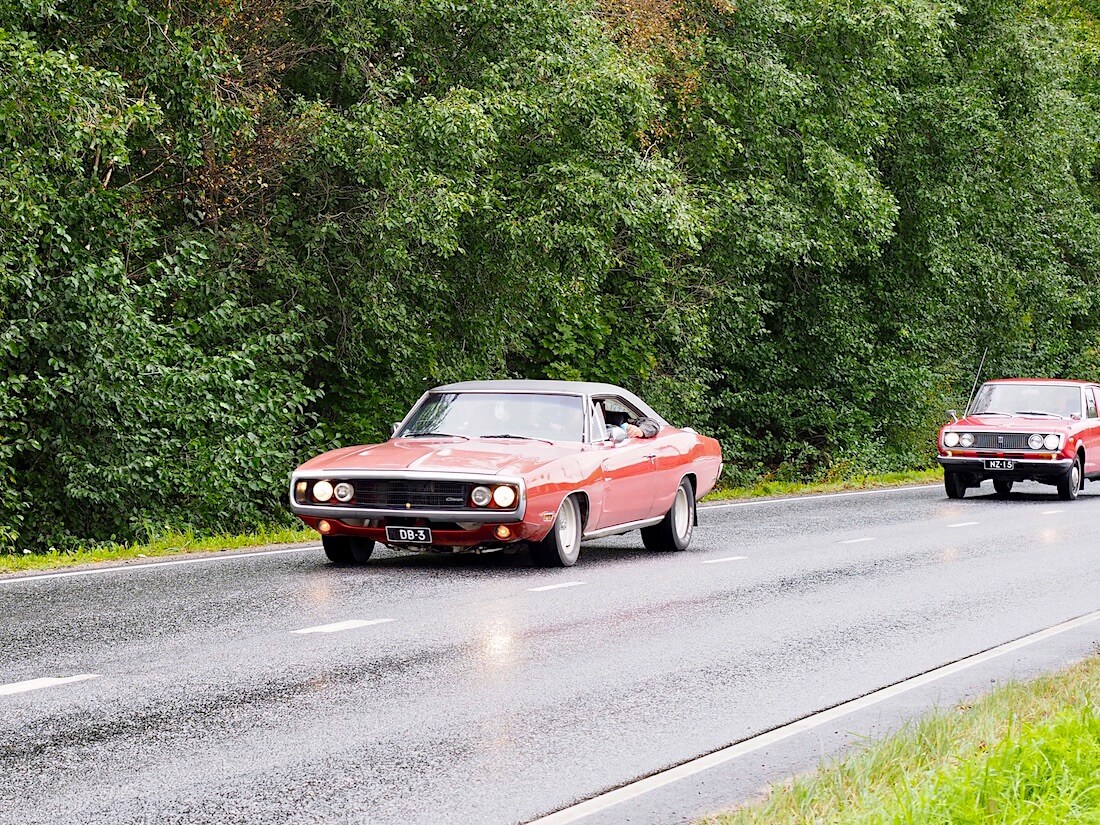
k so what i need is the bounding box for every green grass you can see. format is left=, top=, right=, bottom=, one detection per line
left=702, top=655, right=1100, bottom=825
left=0, top=524, right=318, bottom=575
left=704, top=469, right=942, bottom=502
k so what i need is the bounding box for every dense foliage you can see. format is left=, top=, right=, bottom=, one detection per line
left=2, top=0, right=1098, bottom=551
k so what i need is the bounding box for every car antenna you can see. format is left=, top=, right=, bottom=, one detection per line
left=960, top=347, right=988, bottom=420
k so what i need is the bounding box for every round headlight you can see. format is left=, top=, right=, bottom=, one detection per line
left=1028, top=433, right=1044, bottom=450
left=943, top=431, right=959, bottom=447
left=1044, top=433, right=1060, bottom=451
left=959, top=433, right=974, bottom=448
left=492, top=485, right=517, bottom=508
left=334, top=481, right=354, bottom=502
left=471, top=486, right=492, bottom=507
left=313, top=480, right=334, bottom=502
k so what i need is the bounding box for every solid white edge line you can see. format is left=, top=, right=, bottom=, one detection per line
left=526, top=609, right=1100, bottom=825
left=701, top=556, right=748, bottom=565
left=0, top=545, right=321, bottom=585
left=0, top=674, right=101, bottom=697
left=700, top=484, right=940, bottom=510
left=290, top=619, right=393, bottom=635
left=528, top=582, right=588, bottom=593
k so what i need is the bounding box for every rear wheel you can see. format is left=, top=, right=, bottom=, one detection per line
left=992, top=478, right=1013, bottom=497
left=533, top=495, right=582, bottom=567
left=944, top=470, right=967, bottom=499
left=322, top=535, right=375, bottom=564
left=642, top=478, right=694, bottom=552
left=1057, top=457, right=1082, bottom=501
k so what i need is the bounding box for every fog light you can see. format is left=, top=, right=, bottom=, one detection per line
left=494, top=525, right=512, bottom=540
left=318, top=519, right=332, bottom=534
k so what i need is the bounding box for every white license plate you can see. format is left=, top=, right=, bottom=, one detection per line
left=984, top=459, right=1015, bottom=470
left=385, top=526, right=433, bottom=544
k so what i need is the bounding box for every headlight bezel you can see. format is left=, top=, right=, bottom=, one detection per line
left=959, top=433, right=975, bottom=448
left=1043, top=433, right=1061, bottom=451
left=943, top=431, right=960, bottom=448
left=1028, top=433, right=1044, bottom=450
left=312, top=480, right=334, bottom=502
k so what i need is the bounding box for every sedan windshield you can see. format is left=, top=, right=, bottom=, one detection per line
left=970, top=383, right=1082, bottom=418
left=398, top=392, right=586, bottom=442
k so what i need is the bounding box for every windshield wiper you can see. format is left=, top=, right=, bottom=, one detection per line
left=971, top=410, right=1011, bottom=416
left=401, top=432, right=469, bottom=439
left=480, top=433, right=555, bottom=444
left=1013, top=410, right=1064, bottom=418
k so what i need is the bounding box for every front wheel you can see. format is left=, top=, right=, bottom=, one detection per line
left=1057, top=457, right=1082, bottom=501
left=642, top=478, right=695, bottom=552
left=323, top=535, right=375, bottom=565
left=944, top=470, right=967, bottom=500
left=533, top=495, right=583, bottom=567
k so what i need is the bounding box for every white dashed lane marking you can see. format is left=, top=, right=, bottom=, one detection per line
left=1041, top=510, right=1064, bottom=515
left=0, top=674, right=101, bottom=697
left=528, top=582, right=588, bottom=593
left=701, top=556, right=748, bottom=565
left=840, top=537, right=875, bottom=545
left=290, top=619, right=393, bottom=635
left=947, top=522, right=980, bottom=528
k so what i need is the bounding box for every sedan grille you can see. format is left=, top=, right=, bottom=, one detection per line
left=971, top=433, right=1034, bottom=450
left=351, top=479, right=471, bottom=510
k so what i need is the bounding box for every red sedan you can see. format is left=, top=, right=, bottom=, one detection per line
left=936, top=378, right=1100, bottom=500
left=289, top=380, right=723, bottom=566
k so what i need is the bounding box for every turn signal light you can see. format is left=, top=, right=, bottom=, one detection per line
left=494, top=525, right=512, bottom=540
left=318, top=519, right=332, bottom=534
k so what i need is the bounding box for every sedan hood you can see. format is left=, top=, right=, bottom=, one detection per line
left=954, top=413, right=1077, bottom=432
left=295, top=438, right=578, bottom=476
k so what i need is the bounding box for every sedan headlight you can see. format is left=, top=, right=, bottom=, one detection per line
left=334, top=481, right=355, bottom=502
left=959, top=433, right=974, bottom=448
left=492, top=485, right=517, bottom=508
left=313, top=480, right=334, bottom=502
left=943, top=431, right=959, bottom=447
left=471, top=486, right=492, bottom=507
left=1043, top=433, right=1061, bottom=451
left=1028, top=433, right=1044, bottom=450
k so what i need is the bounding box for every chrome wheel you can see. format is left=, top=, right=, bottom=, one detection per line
left=534, top=495, right=582, bottom=567
left=671, top=484, right=692, bottom=545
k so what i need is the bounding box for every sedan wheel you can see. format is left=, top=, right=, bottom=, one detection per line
left=944, top=471, right=966, bottom=500
left=533, top=495, right=582, bottom=567
left=641, top=478, right=694, bottom=552
left=322, top=535, right=375, bottom=565
left=1057, top=457, right=1082, bottom=501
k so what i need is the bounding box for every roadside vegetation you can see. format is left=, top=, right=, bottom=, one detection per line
left=703, top=654, right=1100, bottom=824
left=3, top=0, right=1099, bottom=555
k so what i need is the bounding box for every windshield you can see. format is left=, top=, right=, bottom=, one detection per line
left=969, top=383, right=1082, bottom=418
left=398, top=392, right=586, bottom=442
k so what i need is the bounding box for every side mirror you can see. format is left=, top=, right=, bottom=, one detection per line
left=947, top=409, right=958, bottom=422
left=606, top=425, right=627, bottom=444
left=391, top=422, right=401, bottom=436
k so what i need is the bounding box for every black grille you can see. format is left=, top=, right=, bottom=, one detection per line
left=352, top=479, right=471, bottom=510
left=972, top=433, right=1034, bottom=450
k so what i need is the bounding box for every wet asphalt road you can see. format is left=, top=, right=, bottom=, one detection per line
left=2, top=481, right=1098, bottom=825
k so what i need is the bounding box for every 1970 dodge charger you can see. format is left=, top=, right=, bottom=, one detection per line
left=937, top=378, right=1100, bottom=500
left=289, top=380, right=723, bottom=566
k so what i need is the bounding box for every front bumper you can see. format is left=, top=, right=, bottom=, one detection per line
left=937, top=455, right=1073, bottom=480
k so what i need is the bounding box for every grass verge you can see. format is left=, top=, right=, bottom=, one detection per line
left=0, top=524, right=318, bottom=575
left=702, top=654, right=1100, bottom=824
left=704, top=468, right=942, bottom=501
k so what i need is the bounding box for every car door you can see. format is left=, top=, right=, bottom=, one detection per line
left=1083, top=387, right=1100, bottom=477
left=591, top=397, right=657, bottom=528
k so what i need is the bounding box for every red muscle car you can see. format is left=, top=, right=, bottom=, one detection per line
left=289, top=380, right=724, bottom=566
left=936, top=378, right=1100, bottom=500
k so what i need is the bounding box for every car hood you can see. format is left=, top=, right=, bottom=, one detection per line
left=295, top=438, right=578, bottom=477
left=951, top=414, right=1078, bottom=432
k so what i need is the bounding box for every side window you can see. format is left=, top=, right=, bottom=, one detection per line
left=1089, top=389, right=1099, bottom=419
left=589, top=403, right=608, bottom=442
left=596, top=397, right=641, bottom=428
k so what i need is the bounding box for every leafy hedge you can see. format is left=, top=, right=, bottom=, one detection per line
left=2, top=0, right=1098, bottom=551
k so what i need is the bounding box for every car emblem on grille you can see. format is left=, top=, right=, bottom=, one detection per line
left=405, top=502, right=412, bottom=509
left=997, top=436, right=1004, bottom=446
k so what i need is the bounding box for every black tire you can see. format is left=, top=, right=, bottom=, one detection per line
left=641, top=478, right=695, bottom=552
left=322, top=535, right=375, bottom=564
left=532, top=495, right=583, bottom=567
left=1057, top=456, right=1083, bottom=501
left=992, top=478, right=1013, bottom=497
left=944, top=471, right=966, bottom=499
